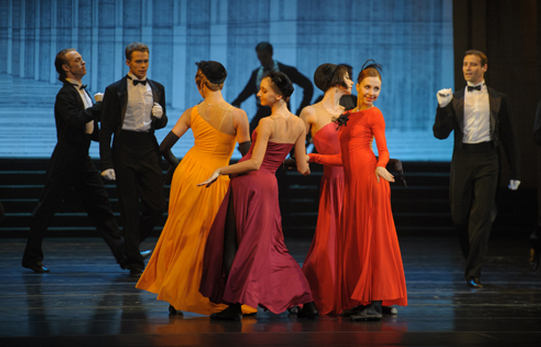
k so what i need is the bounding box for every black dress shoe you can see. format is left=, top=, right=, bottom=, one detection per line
left=140, top=250, right=152, bottom=260
left=530, top=248, right=540, bottom=271
left=23, top=261, right=50, bottom=274
left=210, top=305, right=242, bottom=321
left=169, top=304, right=183, bottom=316
left=341, top=305, right=365, bottom=317
left=351, top=301, right=382, bottom=322
left=296, top=302, right=318, bottom=319
left=129, top=267, right=143, bottom=278
left=287, top=306, right=300, bottom=314
left=467, top=277, right=483, bottom=288
left=382, top=306, right=398, bottom=315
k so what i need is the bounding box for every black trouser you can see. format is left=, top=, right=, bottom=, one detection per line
left=23, top=143, right=126, bottom=267
left=449, top=142, right=499, bottom=280
left=112, top=130, right=166, bottom=270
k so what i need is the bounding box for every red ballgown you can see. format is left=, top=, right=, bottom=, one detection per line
left=309, top=107, right=407, bottom=310
left=302, top=122, right=345, bottom=314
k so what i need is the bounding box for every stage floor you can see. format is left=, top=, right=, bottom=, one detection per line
left=0, top=236, right=540, bottom=346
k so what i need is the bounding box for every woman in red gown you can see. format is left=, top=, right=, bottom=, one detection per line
left=199, top=71, right=318, bottom=321
left=308, top=60, right=407, bottom=321
left=300, top=64, right=353, bottom=314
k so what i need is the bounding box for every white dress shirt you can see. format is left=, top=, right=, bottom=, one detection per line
left=66, top=78, right=94, bottom=134
left=122, top=73, right=153, bottom=132
left=462, top=81, right=491, bottom=144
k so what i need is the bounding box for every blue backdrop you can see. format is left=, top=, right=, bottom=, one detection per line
left=0, top=0, right=454, bottom=160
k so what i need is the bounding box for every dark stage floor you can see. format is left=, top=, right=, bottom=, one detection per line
left=0, top=236, right=540, bottom=347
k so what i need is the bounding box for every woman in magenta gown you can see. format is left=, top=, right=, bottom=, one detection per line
left=308, top=61, right=407, bottom=321
left=300, top=64, right=353, bottom=314
left=198, top=71, right=318, bottom=321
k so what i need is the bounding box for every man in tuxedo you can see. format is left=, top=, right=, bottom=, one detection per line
left=232, top=42, right=313, bottom=132
left=22, top=48, right=128, bottom=273
left=100, top=42, right=167, bottom=277
left=433, top=50, right=521, bottom=288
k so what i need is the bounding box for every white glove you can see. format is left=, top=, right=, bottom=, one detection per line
left=101, top=169, right=116, bottom=181
left=508, top=179, right=520, bottom=190
left=437, top=88, right=453, bottom=108
left=152, top=102, right=163, bottom=119
left=94, top=92, right=104, bottom=102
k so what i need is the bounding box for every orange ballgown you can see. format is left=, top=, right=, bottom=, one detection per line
left=136, top=107, right=256, bottom=315
left=302, top=122, right=344, bottom=314
left=309, top=107, right=407, bottom=310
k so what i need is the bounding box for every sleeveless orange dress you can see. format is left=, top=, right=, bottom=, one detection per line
left=136, top=107, right=256, bottom=315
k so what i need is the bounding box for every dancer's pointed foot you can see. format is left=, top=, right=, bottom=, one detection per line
left=351, top=301, right=382, bottom=322
left=341, top=305, right=365, bottom=317
left=287, top=306, right=300, bottom=314
left=210, top=304, right=242, bottom=321
left=297, top=302, right=318, bottom=319
left=169, top=304, right=183, bottom=316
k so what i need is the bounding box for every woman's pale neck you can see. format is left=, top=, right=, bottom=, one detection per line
left=321, top=90, right=344, bottom=113
left=271, top=100, right=290, bottom=116
left=354, top=104, right=374, bottom=112
left=203, top=89, right=224, bottom=104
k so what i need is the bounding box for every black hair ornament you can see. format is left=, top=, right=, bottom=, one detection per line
left=360, top=59, right=383, bottom=73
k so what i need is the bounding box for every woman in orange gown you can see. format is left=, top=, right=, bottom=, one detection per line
left=308, top=60, right=407, bottom=321
left=300, top=64, right=353, bottom=314
left=136, top=61, right=256, bottom=316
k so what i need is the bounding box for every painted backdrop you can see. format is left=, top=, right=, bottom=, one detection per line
left=0, top=0, right=454, bottom=160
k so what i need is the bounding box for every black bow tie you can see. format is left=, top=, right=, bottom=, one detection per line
left=133, top=79, right=147, bottom=86
left=72, top=84, right=87, bottom=90
left=467, top=85, right=482, bottom=92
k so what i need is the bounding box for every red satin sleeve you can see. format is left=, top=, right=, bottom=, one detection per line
left=308, top=153, right=343, bottom=166
left=371, top=109, right=389, bottom=168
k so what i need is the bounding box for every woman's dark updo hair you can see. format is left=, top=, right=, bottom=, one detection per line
left=314, top=63, right=350, bottom=92
left=195, top=60, right=227, bottom=91
left=266, top=71, right=294, bottom=100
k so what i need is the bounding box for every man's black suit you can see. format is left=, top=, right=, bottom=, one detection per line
left=22, top=82, right=126, bottom=268
left=100, top=76, right=167, bottom=271
left=232, top=62, right=313, bottom=132
left=433, top=87, right=520, bottom=281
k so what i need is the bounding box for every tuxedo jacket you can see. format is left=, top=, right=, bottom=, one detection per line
left=39, top=82, right=102, bottom=194
left=232, top=61, right=314, bottom=114
left=433, top=87, right=521, bottom=179
left=54, top=81, right=101, bottom=149
left=99, top=76, right=168, bottom=171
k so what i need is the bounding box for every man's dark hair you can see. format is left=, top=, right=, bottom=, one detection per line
left=54, top=48, right=76, bottom=82
left=255, top=42, right=273, bottom=55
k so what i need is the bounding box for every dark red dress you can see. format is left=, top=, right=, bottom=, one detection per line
left=309, top=107, right=407, bottom=310
left=200, top=133, right=313, bottom=314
